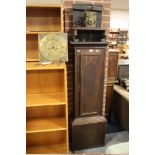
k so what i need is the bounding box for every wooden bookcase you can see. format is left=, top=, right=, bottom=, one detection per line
left=26, top=4, right=69, bottom=154
left=26, top=4, right=64, bottom=62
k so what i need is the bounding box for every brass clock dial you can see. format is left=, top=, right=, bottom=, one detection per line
left=85, top=11, right=97, bottom=27
left=38, top=33, right=68, bottom=63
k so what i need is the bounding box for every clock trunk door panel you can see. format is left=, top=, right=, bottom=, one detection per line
left=75, top=49, right=105, bottom=117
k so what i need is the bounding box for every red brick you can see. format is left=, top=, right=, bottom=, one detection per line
left=64, top=0, right=73, bottom=8
left=102, top=15, right=110, bottom=22
left=103, top=0, right=110, bottom=2
left=65, top=14, right=73, bottom=21
left=64, top=8, right=73, bottom=15
left=102, top=22, right=110, bottom=28
left=65, top=21, right=73, bottom=28
left=103, top=9, right=110, bottom=16
left=103, top=2, right=111, bottom=9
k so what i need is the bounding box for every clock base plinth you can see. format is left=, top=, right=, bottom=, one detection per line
left=71, top=116, right=107, bottom=151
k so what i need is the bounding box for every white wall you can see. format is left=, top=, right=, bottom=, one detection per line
left=110, top=9, right=129, bottom=29
left=26, top=0, right=63, bottom=5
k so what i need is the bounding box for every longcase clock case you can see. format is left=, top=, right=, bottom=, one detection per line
left=75, top=48, right=105, bottom=118
left=71, top=42, right=108, bottom=151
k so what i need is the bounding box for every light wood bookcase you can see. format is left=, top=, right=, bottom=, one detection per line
left=26, top=4, right=64, bottom=62
left=26, top=4, right=69, bottom=154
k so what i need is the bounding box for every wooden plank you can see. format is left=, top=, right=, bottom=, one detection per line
left=70, top=41, right=108, bottom=45
left=26, top=31, right=64, bottom=34
left=73, top=27, right=105, bottom=31
left=26, top=62, right=66, bottom=70
left=26, top=143, right=67, bottom=154
left=27, top=117, right=66, bottom=133
left=26, top=7, right=61, bottom=32
left=26, top=93, right=66, bottom=107
left=26, top=58, right=39, bottom=62
left=26, top=34, right=39, bottom=61
left=26, top=69, right=65, bottom=94
left=105, top=84, right=113, bottom=117
left=107, top=52, right=119, bottom=81
left=74, top=49, right=105, bottom=118
left=26, top=105, right=65, bottom=118
left=26, top=130, right=66, bottom=147
left=61, top=5, right=64, bottom=32
left=64, top=65, right=69, bottom=153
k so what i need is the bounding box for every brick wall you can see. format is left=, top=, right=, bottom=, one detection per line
left=63, top=0, right=111, bottom=117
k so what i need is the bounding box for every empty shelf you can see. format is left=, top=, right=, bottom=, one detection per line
left=26, top=143, right=67, bottom=154
left=26, top=93, right=66, bottom=107
left=27, top=117, right=66, bottom=133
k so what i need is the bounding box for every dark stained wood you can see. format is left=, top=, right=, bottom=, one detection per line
left=73, top=4, right=102, bottom=28
left=105, top=51, right=119, bottom=119
left=73, top=27, right=106, bottom=30
left=72, top=28, right=106, bottom=43
left=75, top=48, right=105, bottom=118
left=72, top=116, right=107, bottom=150
left=113, top=90, right=129, bottom=130
left=107, top=51, right=119, bottom=81
left=105, top=83, right=113, bottom=119
left=70, top=25, right=108, bottom=150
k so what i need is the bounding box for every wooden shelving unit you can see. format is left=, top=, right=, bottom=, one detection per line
left=26, top=4, right=64, bottom=62
left=109, top=29, right=128, bottom=48
left=26, top=4, right=69, bottom=154
left=109, top=29, right=119, bottom=49
left=117, top=30, right=128, bottom=44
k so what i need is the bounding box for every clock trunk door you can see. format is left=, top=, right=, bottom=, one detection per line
left=75, top=49, right=105, bottom=117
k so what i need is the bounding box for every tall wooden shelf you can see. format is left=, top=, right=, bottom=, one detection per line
left=26, top=4, right=64, bottom=62
left=26, top=4, right=69, bottom=154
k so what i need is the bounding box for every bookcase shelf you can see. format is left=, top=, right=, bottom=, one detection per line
left=26, top=105, right=65, bottom=118
left=26, top=93, right=66, bottom=107
left=27, top=143, right=67, bottom=154
left=26, top=3, right=68, bottom=154
left=26, top=31, right=63, bottom=34
left=27, top=117, right=66, bottom=133
left=26, top=5, right=63, bottom=32
left=26, top=62, right=66, bottom=70
left=26, top=130, right=66, bottom=153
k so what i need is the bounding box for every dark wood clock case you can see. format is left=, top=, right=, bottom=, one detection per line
left=71, top=3, right=108, bottom=150
left=73, top=4, right=102, bottom=27
left=71, top=30, right=108, bottom=150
